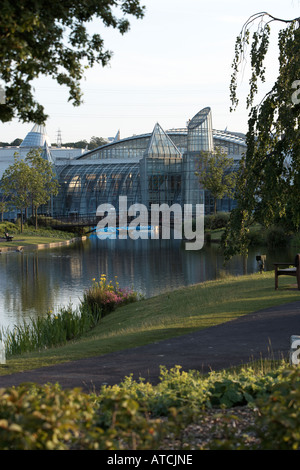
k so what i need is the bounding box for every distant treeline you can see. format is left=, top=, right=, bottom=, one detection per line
left=0, top=136, right=108, bottom=150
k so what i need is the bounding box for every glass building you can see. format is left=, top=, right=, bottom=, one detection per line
left=0, top=107, right=246, bottom=220
left=53, top=107, right=246, bottom=216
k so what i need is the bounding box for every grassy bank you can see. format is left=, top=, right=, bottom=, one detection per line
left=1, top=270, right=299, bottom=376
left=0, top=221, right=77, bottom=248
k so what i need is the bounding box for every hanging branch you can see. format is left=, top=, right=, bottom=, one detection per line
left=230, top=12, right=300, bottom=111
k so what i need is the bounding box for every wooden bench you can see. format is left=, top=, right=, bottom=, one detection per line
left=274, top=254, right=300, bottom=290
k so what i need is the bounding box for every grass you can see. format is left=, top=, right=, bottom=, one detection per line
left=0, top=270, right=299, bottom=376
left=0, top=222, right=77, bottom=248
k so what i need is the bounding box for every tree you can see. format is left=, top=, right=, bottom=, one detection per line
left=0, top=150, right=59, bottom=231
left=0, top=194, right=10, bottom=222
left=1, top=154, right=33, bottom=232
left=62, top=140, right=88, bottom=149
left=0, top=0, right=145, bottom=124
left=195, top=148, right=237, bottom=215
left=25, top=149, right=59, bottom=229
left=10, top=138, right=23, bottom=147
left=89, top=136, right=108, bottom=149
left=222, top=12, right=300, bottom=258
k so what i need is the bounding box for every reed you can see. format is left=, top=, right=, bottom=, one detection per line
left=3, top=276, right=140, bottom=357
left=3, top=304, right=93, bottom=357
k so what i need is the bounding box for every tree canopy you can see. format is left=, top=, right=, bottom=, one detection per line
left=195, top=148, right=237, bottom=215
left=0, top=0, right=145, bottom=124
left=1, top=150, right=59, bottom=231
left=222, top=12, right=300, bottom=259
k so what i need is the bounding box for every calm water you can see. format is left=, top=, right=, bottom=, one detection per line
left=0, top=234, right=296, bottom=330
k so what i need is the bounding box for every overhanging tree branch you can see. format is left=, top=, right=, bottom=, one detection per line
left=0, top=0, right=145, bottom=124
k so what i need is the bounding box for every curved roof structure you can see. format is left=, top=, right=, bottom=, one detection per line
left=188, top=107, right=211, bottom=130
left=20, top=124, right=51, bottom=148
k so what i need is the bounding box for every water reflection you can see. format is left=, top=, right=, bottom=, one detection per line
left=0, top=234, right=297, bottom=330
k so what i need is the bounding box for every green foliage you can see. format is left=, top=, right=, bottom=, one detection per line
left=0, top=0, right=145, bottom=123
left=0, top=222, right=20, bottom=236
left=3, top=277, right=140, bottom=357
left=0, top=364, right=285, bottom=450
left=3, top=363, right=300, bottom=449
left=254, top=367, right=300, bottom=449
left=81, top=275, right=141, bottom=317
left=0, top=154, right=33, bottom=232
left=195, top=148, right=237, bottom=214
left=224, top=13, right=300, bottom=259
left=0, top=383, right=168, bottom=450
left=25, top=149, right=59, bottom=229
left=265, top=226, right=289, bottom=249
left=0, top=150, right=59, bottom=231
left=101, top=365, right=284, bottom=418
left=205, top=212, right=230, bottom=230
left=3, top=304, right=95, bottom=357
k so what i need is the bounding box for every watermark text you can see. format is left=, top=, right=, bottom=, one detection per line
left=96, top=196, right=204, bottom=251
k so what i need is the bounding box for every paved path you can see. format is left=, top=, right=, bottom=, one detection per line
left=0, top=301, right=300, bottom=393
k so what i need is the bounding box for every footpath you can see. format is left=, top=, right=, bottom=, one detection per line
left=0, top=300, right=300, bottom=393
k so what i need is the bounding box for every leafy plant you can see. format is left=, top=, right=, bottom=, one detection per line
left=223, top=13, right=300, bottom=259
left=0, top=383, right=167, bottom=450
left=255, top=367, right=300, bottom=450
left=81, top=275, right=141, bottom=317
left=2, top=277, right=141, bottom=357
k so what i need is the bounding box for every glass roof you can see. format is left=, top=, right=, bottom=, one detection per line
left=188, top=107, right=211, bottom=130
left=145, top=123, right=182, bottom=158
left=20, top=124, right=51, bottom=148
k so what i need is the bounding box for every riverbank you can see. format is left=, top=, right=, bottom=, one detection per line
left=0, top=221, right=87, bottom=252
left=1, top=270, right=300, bottom=451
left=1, top=270, right=299, bottom=376
left=0, top=235, right=87, bottom=253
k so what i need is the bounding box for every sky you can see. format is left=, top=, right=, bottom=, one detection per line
left=1, top=0, right=299, bottom=144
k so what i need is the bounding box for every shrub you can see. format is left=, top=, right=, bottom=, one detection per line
left=265, top=226, right=289, bottom=249
left=100, top=365, right=284, bottom=418
left=254, top=367, right=300, bottom=450
left=0, top=384, right=167, bottom=450
left=0, top=222, right=20, bottom=236
left=246, top=229, right=265, bottom=246
left=205, top=212, right=230, bottom=230
left=0, top=364, right=295, bottom=450
left=81, top=275, right=140, bottom=317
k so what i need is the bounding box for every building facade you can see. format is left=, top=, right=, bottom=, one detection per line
left=54, top=107, right=246, bottom=217
left=0, top=107, right=247, bottom=221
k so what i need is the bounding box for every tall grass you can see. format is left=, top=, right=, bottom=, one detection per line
left=2, top=276, right=140, bottom=357
left=3, top=304, right=94, bottom=357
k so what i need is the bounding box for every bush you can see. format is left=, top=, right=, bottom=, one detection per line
left=265, top=226, right=289, bottom=249
left=0, top=222, right=20, bottom=236
left=0, top=384, right=166, bottom=450
left=81, top=275, right=141, bottom=317
left=246, top=229, right=265, bottom=246
left=0, top=364, right=296, bottom=450
left=254, top=367, right=300, bottom=450
left=205, top=212, right=230, bottom=230
left=100, top=365, right=284, bottom=417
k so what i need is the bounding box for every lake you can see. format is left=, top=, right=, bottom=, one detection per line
left=0, top=233, right=296, bottom=331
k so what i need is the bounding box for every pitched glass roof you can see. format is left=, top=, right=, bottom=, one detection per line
left=145, top=123, right=182, bottom=158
